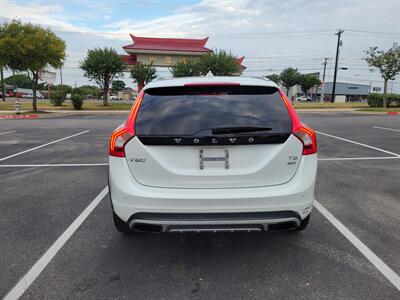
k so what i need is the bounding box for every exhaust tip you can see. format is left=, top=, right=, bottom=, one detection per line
left=268, top=221, right=298, bottom=231
left=132, top=223, right=163, bottom=233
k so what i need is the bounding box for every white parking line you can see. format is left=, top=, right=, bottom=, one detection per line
left=4, top=186, right=109, bottom=300
left=318, top=156, right=400, bottom=161
left=373, top=126, right=400, bottom=133
left=314, top=200, right=400, bottom=291
left=316, top=131, right=400, bottom=157
left=83, top=115, right=101, bottom=119
left=0, top=130, right=90, bottom=162
left=0, top=130, right=16, bottom=135
left=0, top=163, right=108, bottom=167
left=37, top=113, right=76, bottom=119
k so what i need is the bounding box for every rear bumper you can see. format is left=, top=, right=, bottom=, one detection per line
left=129, top=211, right=301, bottom=233
left=108, top=154, right=317, bottom=224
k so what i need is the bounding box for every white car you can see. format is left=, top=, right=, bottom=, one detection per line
left=296, top=95, right=311, bottom=102
left=108, top=76, right=317, bottom=234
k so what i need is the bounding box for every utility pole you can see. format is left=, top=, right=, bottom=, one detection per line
left=60, top=68, right=63, bottom=85
left=0, top=67, right=5, bottom=102
left=320, top=57, right=328, bottom=102
left=331, top=29, right=344, bottom=103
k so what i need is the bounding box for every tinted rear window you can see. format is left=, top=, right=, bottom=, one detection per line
left=135, top=85, right=292, bottom=136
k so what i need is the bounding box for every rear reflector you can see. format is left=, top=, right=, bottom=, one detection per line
left=109, top=91, right=144, bottom=157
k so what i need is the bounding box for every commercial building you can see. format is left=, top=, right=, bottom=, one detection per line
left=289, top=81, right=370, bottom=102
left=322, top=82, right=370, bottom=102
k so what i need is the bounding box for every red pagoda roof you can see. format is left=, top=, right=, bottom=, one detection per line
left=236, top=56, right=246, bottom=69
left=123, top=34, right=212, bottom=53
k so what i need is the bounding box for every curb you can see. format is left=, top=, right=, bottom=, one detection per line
left=0, top=115, right=39, bottom=119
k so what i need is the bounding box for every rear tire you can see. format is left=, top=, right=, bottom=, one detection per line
left=113, top=211, right=132, bottom=234
left=296, top=215, right=310, bottom=231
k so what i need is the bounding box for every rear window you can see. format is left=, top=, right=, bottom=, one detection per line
left=135, top=85, right=292, bottom=136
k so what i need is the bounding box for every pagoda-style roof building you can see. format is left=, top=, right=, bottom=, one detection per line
left=121, top=34, right=246, bottom=72
left=123, top=35, right=212, bottom=55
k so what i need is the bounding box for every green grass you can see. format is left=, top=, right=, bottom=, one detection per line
left=0, top=98, right=387, bottom=112
left=356, top=107, right=400, bottom=112
left=293, top=102, right=369, bottom=109
left=0, top=99, right=133, bottom=111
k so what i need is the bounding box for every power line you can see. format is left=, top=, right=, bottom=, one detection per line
left=344, top=29, right=400, bottom=36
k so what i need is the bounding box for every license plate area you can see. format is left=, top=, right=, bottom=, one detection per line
left=199, top=148, right=229, bottom=169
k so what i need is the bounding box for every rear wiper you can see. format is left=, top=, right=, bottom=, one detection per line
left=212, top=126, right=272, bottom=135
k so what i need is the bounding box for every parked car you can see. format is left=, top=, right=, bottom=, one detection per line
left=108, top=76, right=317, bottom=234
left=296, top=95, right=311, bottom=102
left=110, top=95, right=119, bottom=101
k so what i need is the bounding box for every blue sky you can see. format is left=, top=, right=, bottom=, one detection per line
left=1, top=0, right=399, bottom=91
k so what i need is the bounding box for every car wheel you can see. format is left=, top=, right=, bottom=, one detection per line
left=296, top=214, right=310, bottom=231
left=113, top=211, right=132, bottom=234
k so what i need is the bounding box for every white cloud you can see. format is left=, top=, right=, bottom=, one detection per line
left=2, top=0, right=93, bottom=33
left=103, top=0, right=269, bottom=37
left=2, top=0, right=399, bottom=90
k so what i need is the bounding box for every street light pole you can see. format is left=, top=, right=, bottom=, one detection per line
left=331, top=29, right=344, bottom=103
left=320, top=57, right=328, bottom=102
left=60, top=68, right=63, bottom=85
left=0, top=67, right=5, bottom=102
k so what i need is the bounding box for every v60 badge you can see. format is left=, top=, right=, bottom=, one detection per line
left=130, top=158, right=146, bottom=163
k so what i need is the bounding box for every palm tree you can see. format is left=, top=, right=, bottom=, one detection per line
left=169, top=60, right=201, bottom=77
left=198, top=50, right=240, bottom=76
left=130, top=63, right=157, bottom=92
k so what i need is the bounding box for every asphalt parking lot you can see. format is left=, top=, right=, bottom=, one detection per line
left=0, top=111, right=399, bottom=299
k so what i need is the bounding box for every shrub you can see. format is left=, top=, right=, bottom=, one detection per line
left=71, top=94, right=84, bottom=110
left=52, top=84, right=72, bottom=94
left=50, top=90, right=66, bottom=106
left=367, top=93, right=400, bottom=107
left=386, top=94, right=400, bottom=107
left=367, top=93, right=383, bottom=107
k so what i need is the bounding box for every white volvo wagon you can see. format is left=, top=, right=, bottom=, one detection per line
left=108, top=76, right=317, bottom=234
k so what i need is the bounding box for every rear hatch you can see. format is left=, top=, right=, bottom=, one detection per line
left=125, top=85, right=303, bottom=188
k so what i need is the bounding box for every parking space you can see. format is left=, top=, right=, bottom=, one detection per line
left=0, top=112, right=399, bottom=299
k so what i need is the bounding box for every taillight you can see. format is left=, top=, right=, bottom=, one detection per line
left=109, top=91, right=144, bottom=157
left=294, top=127, right=317, bottom=155
left=278, top=89, right=317, bottom=155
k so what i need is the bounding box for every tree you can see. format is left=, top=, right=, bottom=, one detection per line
left=51, top=84, right=72, bottom=95
left=130, top=63, right=157, bottom=92
left=298, top=74, right=321, bottom=98
left=279, top=67, right=301, bottom=95
left=0, top=68, right=4, bottom=102
left=364, top=43, right=400, bottom=108
left=265, top=74, right=281, bottom=85
left=0, top=24, right=6, bottom=102
left=198, top=49, right=240, bottom=76
left=4, top=73, right=31, bottom=88
left=80, top=47, right=124, bottom=106
left=111, top=80, right=126, bottom=93
left=75, top=85, right=100, bottom=98
left=170, top=60, right=201, bottom=77
left=0, top=20, right=65, bottom=111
